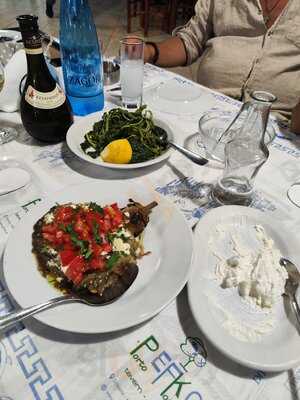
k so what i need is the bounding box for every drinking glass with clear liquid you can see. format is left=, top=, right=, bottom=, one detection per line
left=0, top=62, right=18, bottom=144
left=120, top=37, right=144, bottom=109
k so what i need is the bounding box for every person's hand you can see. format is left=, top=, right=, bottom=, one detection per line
left=291, top=101, right=300, bottom=134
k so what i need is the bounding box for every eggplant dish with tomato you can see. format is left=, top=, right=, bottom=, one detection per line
left=32, top=199, right=157, bottom=303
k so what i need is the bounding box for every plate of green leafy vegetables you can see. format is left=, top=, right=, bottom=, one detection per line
left=66, top=106, right=174, bottom=169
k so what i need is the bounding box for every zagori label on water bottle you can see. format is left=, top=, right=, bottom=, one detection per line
left=25, top=84, right=66, bottom=109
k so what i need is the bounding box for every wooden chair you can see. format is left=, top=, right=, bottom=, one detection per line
left=127, top=0, right=170, bottom=36
left=168, top=0, right=196, bottom=33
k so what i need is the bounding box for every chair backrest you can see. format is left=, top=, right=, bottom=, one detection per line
left=127, top=0, right=170, bottom=36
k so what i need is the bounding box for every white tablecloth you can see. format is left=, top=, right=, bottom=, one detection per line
left=0, top=63, right=300, bottom=400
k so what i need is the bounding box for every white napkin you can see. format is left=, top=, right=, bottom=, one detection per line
left=0, top=49, right=27, bottom=113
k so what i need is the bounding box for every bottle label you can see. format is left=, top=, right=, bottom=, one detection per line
left=25, top=84, right=66, bottom=109
left=23, top=33, right=43, bottom=54
left=25, top=47, right=43, bottom=55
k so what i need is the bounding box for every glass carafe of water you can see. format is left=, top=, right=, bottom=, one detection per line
left=212, top=91, right=277, bottom=205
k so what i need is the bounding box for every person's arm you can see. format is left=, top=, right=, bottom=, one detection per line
left=145, top=0, right=213, bottom=67
left=144, top=37, right=187, bottom=67
left=291, top=102, right=300, bottom=134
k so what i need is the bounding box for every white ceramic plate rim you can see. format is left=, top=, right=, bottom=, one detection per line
left=3, top=181, right=193, bottom=333
left=66, top=111, right=173, bottom=169
left=188, top=205, right=300, bottom=371
left=144, top=78, right=206, bottom=117
left=0, top=30, right=21, bottom=41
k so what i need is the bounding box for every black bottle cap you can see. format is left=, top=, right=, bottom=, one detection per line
left=16, top=15, right=39, bottom=33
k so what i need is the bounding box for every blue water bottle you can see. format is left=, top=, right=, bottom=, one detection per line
left=59, top=0, right=104, bottom=116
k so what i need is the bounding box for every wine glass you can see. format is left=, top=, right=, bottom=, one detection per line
left=0, top=61, right=18, bottom=144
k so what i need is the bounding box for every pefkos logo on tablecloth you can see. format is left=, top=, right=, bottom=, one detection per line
left=100, top=335, right=208, bottom=399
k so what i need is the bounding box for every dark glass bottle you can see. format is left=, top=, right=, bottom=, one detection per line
left=17, top=15, right=73, bottom=143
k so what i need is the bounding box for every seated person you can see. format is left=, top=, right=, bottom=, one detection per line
left=144, top=0, right=300, bottom=133
left=46, top=0, right=56, bottom=18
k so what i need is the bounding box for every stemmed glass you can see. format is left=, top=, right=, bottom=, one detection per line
left=0, top=61, right=18, bottom=144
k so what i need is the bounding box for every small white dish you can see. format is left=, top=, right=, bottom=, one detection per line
left=144, top=77, right=216, bottom=116
left=0, top=30, right=21, bottom=42
left=3, top=180, right=193, bottom=333
left=66, top=111, right=174, bottom=169
left=0, top=167, right=31, bottom=195
left=188, top=205, right=300, bottom=371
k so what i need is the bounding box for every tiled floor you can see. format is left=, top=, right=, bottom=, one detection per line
left=0, top=0, right=195, bottom=80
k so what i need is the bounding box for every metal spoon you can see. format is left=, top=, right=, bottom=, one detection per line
left=168, top=141, right=208, bottom=166
left=280, top=257, right=300, bottom=328
left=157, top=131, right=208, bottom=166
left=0, top=292, right=116, bottom=331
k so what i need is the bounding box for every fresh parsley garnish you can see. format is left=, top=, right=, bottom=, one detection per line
left=89, top=202, right=104, bottom=214
left=83, top=248, right=93, bottom=260
left=64, top=224, right=92, bottom=259
left=92, top=221, right=102, bottom=244
left=106, top=252, right=120, bottom=270
left=107, top=233, right=115, bottom=244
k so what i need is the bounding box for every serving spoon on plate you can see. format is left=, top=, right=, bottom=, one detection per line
left=0, top=259, right=140, bottom=331
left=0, top=293, right=113, bottom=331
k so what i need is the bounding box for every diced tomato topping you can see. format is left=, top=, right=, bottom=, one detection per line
left=98, top=218, right=111, bottom=233
left=91, top=242, right=112, bottom=257
left=63, top=242, right=76, bottom=251
left=101, top=242, right=112, bottom=253
left=55, top=206, right=74, bottom=224
left=62, top=233, right=72, bottom=244
left=65, top=255, right=85, bottom=285
left=89, top=256, right=105, bottom=271
left=42, top=202, right=126, bottom=279
left=42, top=224, right=56, bottom=234
left=112, top=212, right=123, bottom=228
left=42, top=232, right=56, bottom=243
left=59, top=249, right=77, bottom=266
left=91, top=243, right=102, bottom=257
left=86, top=211, right=102, bottom=229
left=111, top=203, right=119, bottom=211
left=74, top=218, right=90, bottom=240
left=55, top=230, right=64, bottom=244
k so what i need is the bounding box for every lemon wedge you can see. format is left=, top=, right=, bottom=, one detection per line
left=100, top=139, right=132, bottom=164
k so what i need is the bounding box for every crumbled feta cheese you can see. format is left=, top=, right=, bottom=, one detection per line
left=47, top=247, right=58, bottom=256
left=112, top=238, right=130, bottom=255
left=116, top=228, right=132, bottom=238
left=214, top=224, right=288, bottom=309
left=47, top=259, right=58, bottom=268
left=44, top=212, right=54, bottom=224
left=124, top=211, right=130, bottom=218
left=70, top=204, right=77, bottom=209
left=101, top=251, right=108, bottom=256
left=79, top=203, right=90, bottom=211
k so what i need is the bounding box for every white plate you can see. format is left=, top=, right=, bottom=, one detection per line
left=188, top=206, right=300, bottom=371
left=66, top=111, right=173, bottom=169
left=144, top=77, right=217, bottom=116
left=0, top=30, right=21, bottom=42
left=3, top=180, right=193, bottom=333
